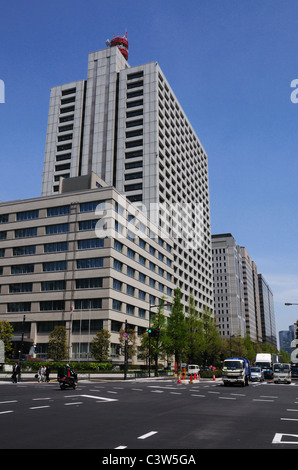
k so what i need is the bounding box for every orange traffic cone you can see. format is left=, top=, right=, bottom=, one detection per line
left=189, top=373, right=193, bottom=384
left=177, top=374, right=182, bottom=384
left=213, top=373, right=216, bottom=381
left=194, top=373, right=197, bottom=381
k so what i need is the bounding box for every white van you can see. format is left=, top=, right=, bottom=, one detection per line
left=273, top=363, right=291, bottom=384
left=187, top=364, right=200, bottom=376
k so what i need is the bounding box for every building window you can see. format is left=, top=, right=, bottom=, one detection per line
left=78, top=238, right=104, bottom=250
left=77, top=258, right=103, bottom=269
left=43, top=261, right=67, bottom=272
left=46, top=223, right=69, bottom=234
left=9, top=283, right=33, bottom=293
left=41, top=280, right=66, bottom=291
left=13, top=246, right=36, bottom=256
left=17, top=210, right=39, bottom=221
left=40, top=300, right=65, bottom=311
left=76, top=278, right=103, bottom=289
left=112, top=299, right=122, bottom=312
left=74, top=299, right=102, bottom=310
left=15, top=227, right=37, bottom=238
left=7, top=302, right=31, bottom=312
left=44, top=242, right=68, bottom=253
left=11, top=264, right=34, bottom=274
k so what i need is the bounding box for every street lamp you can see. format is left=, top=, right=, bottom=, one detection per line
left=148, top=300, right=172, bottom=377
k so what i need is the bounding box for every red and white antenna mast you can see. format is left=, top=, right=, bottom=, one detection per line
left=106, top=32, right=129, bottom=61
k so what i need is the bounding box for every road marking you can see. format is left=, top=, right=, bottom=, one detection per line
left=115, top=446, right=127, bottom=449
left=281, top=418, right=298, bottom=421
left=170, top=392, right=182, bottom=395
left=32, top=397, right=51, bottom=401
left=132, top=388, right=143, bottom=391
left=260, top=395, right=278, bottom=398
left=0, top=410, right=14, bottom=415
left=191, top=394, right=206, bottom=397
left=253, top=399, right=274, bottom=402
left=272, top=433, right=298, bottom=444
left=64, top=394, right=118, bottom=402
left=29, top=406, right=50, bottom=410
left=64, top=402, right=83, bottom=406
left=0, top=400, right=17, bottom=404
left=219, top=397, right=236, bottom=400
left=138, top=431, right=158, bottom=440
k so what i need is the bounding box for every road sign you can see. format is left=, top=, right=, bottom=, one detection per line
left=122, top=332, right=128, bottom=340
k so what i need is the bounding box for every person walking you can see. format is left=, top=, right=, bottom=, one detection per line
left=38, top=365, right=46, bottom=382
left=45, top=365, right=51, bottom=382
left=12, top=363, right=20, bottom=383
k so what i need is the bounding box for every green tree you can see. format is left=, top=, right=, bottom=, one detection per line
left=91, top=329, right=111, bottom=361
left=149, top=300, right=168, bottom=375
left=185, top=294, right=204, bottom=364
left=200, top=307, right=222, bottom=366
left=0, top=320, right=14, bottom=359
left=166, top=288, right=188, bottom=371
left=47, top=326, right=68, bottom=361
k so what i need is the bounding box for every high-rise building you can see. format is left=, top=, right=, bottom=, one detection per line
left=0, top=177, right=174, bottom=362
left=212, top=233, right=277, bottom=345
left=41, top=36, right=213, bottom=314
left=240, top=247, right=262, bottom=343
left=211, top=234, right=246, bottom=338
left=258, top=274, right=277, bottom=348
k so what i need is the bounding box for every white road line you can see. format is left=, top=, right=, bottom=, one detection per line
left=0, top=410, right=14, bottom=415
left=64, top=402, right=83, bottom=406
left=219, top=397, right=236, bottom=400
left=32, top=397, right=51, bottom=401
left=281, top=418, right=298, bottom=421
left=115, top=446, right=127, bottom=449
left=253, top=399, right=274, bottom=402
left=0, top=400, right=17, bottom=404
left=191, top=394, right=206, bottom=397
left=138, top=431, right=158, bottom=440
left=29, top=406, right=50, bottom=410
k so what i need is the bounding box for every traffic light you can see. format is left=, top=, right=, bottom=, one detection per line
left=148, top=328, right=159, bottom=338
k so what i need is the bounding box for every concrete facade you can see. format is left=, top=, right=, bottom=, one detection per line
left=0, top=182, right=174, bottom=363
left=41, top=44, right=213, bottom=315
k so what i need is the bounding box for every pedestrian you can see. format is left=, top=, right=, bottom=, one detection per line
left=12, top=363, right=20, bottom=383
left=38, top=365, right=46, bottom=382
left=45, top=365, right=50, bottom=382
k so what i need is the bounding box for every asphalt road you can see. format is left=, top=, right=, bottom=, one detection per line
left=1, top=377, right=298, bottom=451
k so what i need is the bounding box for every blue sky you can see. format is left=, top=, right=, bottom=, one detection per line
left=1, top=0, right=298, bottom=340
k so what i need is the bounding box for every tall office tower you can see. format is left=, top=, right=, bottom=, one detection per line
left=240, top=247, right=262, bottom=343
left=41, top=36, right=213, bottom=313
left=258, top=274, right=277, bottom=348
left=211, top=234, right=246, bottom=338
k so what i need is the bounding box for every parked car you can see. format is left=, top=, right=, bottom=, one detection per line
left=250, top=366, right=264, bottom=382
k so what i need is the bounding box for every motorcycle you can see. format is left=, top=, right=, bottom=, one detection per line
left=57, top=366, right=78, bottom=390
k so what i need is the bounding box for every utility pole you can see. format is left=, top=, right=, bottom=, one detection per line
left=124, top=320, right=128, bottom=380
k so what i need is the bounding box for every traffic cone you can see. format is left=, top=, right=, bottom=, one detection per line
left=189, top=373, right=193, bottom=384
left=213, top=373, right=216, bottom=381
left=177, top=374, right=182, bottom=384
left=194, top=373, right=197, bottom=381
